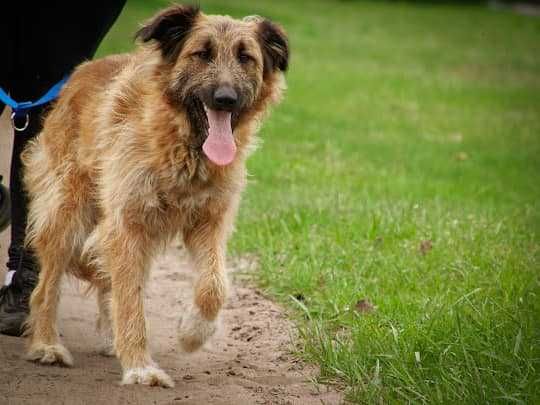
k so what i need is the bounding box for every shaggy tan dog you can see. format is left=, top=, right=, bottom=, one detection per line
left=21, top=4, right=288, bottom=387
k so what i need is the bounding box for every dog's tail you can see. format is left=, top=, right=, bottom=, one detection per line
left=178, top=271, right=227, bottom=352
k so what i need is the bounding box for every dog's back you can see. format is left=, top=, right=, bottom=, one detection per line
left=30, top=53, right=133, bottom=166
left=21, top=54, right=133, bottom=282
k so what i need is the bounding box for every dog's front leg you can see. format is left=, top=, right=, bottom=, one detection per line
left=178, top=200, right=236, bottom=352
left=102, top=225, right=174, bottom=388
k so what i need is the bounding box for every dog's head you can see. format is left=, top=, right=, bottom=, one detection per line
left=136, top=4, right=289, bottom=166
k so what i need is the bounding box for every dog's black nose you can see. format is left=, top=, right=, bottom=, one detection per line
left=213, top=86, right=238, bottom=110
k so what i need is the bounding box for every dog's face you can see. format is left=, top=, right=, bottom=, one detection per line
left=136, top=5, right=289, bottom=166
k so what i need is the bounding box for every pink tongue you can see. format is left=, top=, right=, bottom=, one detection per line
left=202, top=108, right=236, bottom=166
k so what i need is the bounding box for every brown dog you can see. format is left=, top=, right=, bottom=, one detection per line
left=21, top=4, right=288, bottom=387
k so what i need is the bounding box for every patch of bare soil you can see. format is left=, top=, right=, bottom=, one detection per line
left=0, top=244, right=342, bottom=404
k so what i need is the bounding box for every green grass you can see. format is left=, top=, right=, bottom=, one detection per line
left=99, top=1, right=540, bottom=403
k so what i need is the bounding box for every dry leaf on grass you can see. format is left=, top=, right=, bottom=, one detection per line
left=419, top=240, right=433, bottom=255
left=293, top=293, right=306, bottom=302
left=354, top=299, right=376, bottom=314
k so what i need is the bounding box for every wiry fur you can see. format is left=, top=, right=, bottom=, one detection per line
left=21, top=5, right=288, bottom=388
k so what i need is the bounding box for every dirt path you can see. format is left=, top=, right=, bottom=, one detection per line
left=0, top=242, right=342, bottom=404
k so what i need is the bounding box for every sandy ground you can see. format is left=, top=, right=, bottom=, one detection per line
left=0, top=110, right=342, bottom=404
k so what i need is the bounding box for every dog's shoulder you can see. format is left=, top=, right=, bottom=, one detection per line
left=71, top=54, right=132, bottom=85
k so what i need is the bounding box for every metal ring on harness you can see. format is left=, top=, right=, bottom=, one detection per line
left=11, top=112, right=30, bottom=132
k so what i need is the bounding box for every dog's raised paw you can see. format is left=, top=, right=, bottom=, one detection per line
left=26, top=343, right=74, bottom=367
left=178, top=307, right=218, bottom=352
left=122, top=366, right=174, bottom=388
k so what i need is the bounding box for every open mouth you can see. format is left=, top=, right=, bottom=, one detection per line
left=201, top=105, right=237, bottom=166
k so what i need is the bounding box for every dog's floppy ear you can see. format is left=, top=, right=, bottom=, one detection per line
left=135, top=5, right=200, bottom=61
left=257, top=19, right=289, bottom=77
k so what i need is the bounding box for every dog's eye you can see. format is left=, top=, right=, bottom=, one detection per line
left=194, top=50, right=211, bottom=61
left=238, top=53, right=252, bottom=64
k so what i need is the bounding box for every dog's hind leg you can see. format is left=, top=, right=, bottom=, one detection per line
left=25, top=237, right=74, bottom=366
left=24, top=203, right=92, bottom=366
left=23, top=146, right=94, bottom=366
left=96, top=283, right=115, bottom=357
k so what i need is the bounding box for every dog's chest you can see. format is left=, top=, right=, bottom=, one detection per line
left=162, top=171, right=223, bottom=214
left=173, top=186, right=214, bottom=212
left=156, top=156, right=241, bottom=223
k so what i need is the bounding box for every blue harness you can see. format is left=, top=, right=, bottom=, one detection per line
left=0, top=76, right=69, bottom=132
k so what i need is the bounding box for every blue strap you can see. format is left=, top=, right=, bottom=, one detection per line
left=0, top=76, right=69, bottom=118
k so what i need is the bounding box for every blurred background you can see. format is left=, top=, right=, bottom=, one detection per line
left=1, top=0, right=539, bottom=403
